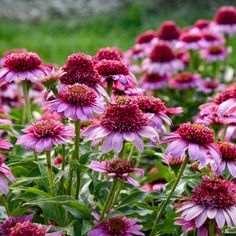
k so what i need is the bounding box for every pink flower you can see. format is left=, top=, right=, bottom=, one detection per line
left=213, top=6, right=236, bottom=36
left=200, top=32, right=225, bottom=48
left=54, top=156, right=63, bottom=166
left=9, top=221, right=64, bottom=236
left=215, top=142, right=236, bottom=177
left=140, top=73, right=170, bottom=91
left=142, top=43, right=184, bottom=75
left=169, top=72, right=200, bottom=90
left=82, top=102, right=158, bottom=153
left=177, top=177, right=236, bottom=229
left=48, top=83, right=105, bottom=120
left=133, top=96, right=172, bottom=131
left=89, top=158, right=144, bottom=187
left=60, top=53, right=107, bottom=98
left=157, top=21, right=181, bottom=45
left=88, top=214, right=144, bottom=236
left=0, top=157, right=15, bottom=195
left=178, top=32, right=203, bottom=50
left=0, top=139, right=12, bottom=151
left=16, top=119, right=75, bottom=153
left=200, top=45, right=228, bottom=62
left=135, top=30, right=157, bottom=46
left=162, top=153, right=185, bottom=166
left=93, top=47, right=123, bottom=63
left=0, top=48, right=27, bottom=67
left=197, top=77, right=225, bottom=94
left=95, top=59, right=136, bottom=88
left=0, top=52, right=49, bottom=83
left=194, top=19, right=211, bottom=32
left=161, top=123, right=221, bottom=168
left=0, top=215, right=33, bottom=235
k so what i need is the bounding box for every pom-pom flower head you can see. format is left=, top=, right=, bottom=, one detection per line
left=158, top=21, right=181, bottom=44
left=0, top=52, right=49, bottom=83
left=135, top=30, right=157, bottom=45
left=161, top=123, right=221, bottom=168
left=177, top=177, right=236, bottom=229
left=142, top=43, right=184, bottom=75
left=48, top=83, right=105, bottom=120
left=95, top=59, right=136, bottom=87
left=16, top=119, right=75, bottom=153
left=93, top=47, right=123, bottom=63
left=88, top=214, right=144, bottom=236
left=82, top=102, right=158, bottom=153
left=178, top=32, right=202, bottom=50
left=89, top=158, right=144, bottom=186
left=213, top=6, right=236, bottom=36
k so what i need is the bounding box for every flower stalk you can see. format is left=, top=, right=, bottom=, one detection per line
left=45, top=151, right=55, bottom=196
left=22, top=80, right=33, bottom=123
left=150, top=155, right=189, bottom=236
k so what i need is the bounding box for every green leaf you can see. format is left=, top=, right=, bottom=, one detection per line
left=118, top=190, right=147, bottom=207
left=13, top=187, right=51, bottom=198
left=23, top=196, right=92, bottom=219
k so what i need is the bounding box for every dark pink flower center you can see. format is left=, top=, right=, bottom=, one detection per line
left=29, top=119, right=64, bottom=138
left=0, top=157, right=4, bottom=165
left=174, top=72, right=195, bottom=83
left=59, top=83, right=96, bottom=106
left=208, top=45, right=224, bottom=55
left=60, top=53, right=100, bottom=86
left=101, top=103, right=148, bottom=132
left=136, top=30, right=157, bottom=44
left=9, top=222, right=47, bottom=236
left=215, top=6, right=236, bottom=25
left=219, top=142, right=236, bottom=161
left=104, top=217, right=129, bottom=235
left=158, top=21, right=180, bottom=40
left=204, top=80, right=219, bottom=89
left=106, top=158, right=133, bottom=175
left=150, top=44, right=176, bottom=62
left=95, top=59, right=129, bottom=76
left=191, top=177, right=236, bottom=209
left=203, top=33, right=219, bottom=42
left=144, top=73, right=166, bottom=82
left=180, top=33, right=202, bottom=43
left=136, top=96, right=167, bottom=114
left=94, top=47, right=122, bottom=62
left=214, top=86, right=236, bottom=104
left=194, top=19, right=211, bottom=29
left=177, top=123, right=214, bottom=144
left=4, top=52, right=42, bottom=71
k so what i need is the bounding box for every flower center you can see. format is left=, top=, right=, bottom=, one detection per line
left=95, top=59, right=129, bottom=76
left=59, top=84, right=96, bottom=105
left=219, top=142, right=236, bottom=161
left=208, top=46, right=224, bottom=55
left=181, top=33, right=202, bottom=43
left=174, top=72, right=195, bottom=83
left=106, top=158, right=133, bottom=175
left=215, top=7, right=236, bottom=25
left=136, top=30, right=157, bottom=44
left=4, top=52, right=42, bottom=71
left=94, top=47, right=122, bottom=62
left=177, top=123, right=214, bottom=144
left=195, top=19, right=210, bottom=29
left=105, top=217, right=129, bottom=235
left=29, top=119, right=64, bottom=138
left=158, top=21, right=180, bottom=40
left=203, top=33, right=219, bottom=42
left=136, top=96, right=167, bottom=114
left=9, top=222, right=47, bottom=236
left=101, top=103, right=148, bottom=132
left=145, top=73, right=166, bottom=82
left=205, top=80, right=219, bottom=89
left=0, top=157, right=4, bottom=165
left=191, top=177, right=236, bottom=209
left=150, top=44, right=176, bottom=62
left=60, top=53, right=100, bottom=86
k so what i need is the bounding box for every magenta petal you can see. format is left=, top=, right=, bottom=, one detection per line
left=188, top=143, right=200, bottom=161
left=165, top=139, right=188, bottom=157
left=127, top=176, right=140, bottom=187
left=215, top=209, right=225, bottom=228
left=195, top=211, right=208, bottom=227
left=134, top=134, right=144, bottom=152
left=0, top=175, right=9, bottom=195
left=88, top=161, right=107, bottom=172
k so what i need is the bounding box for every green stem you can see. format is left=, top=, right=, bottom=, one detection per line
left=22, top=80, right=32, bottom=123
left=150, top=155, right=189, bottom=236
left=127, top=144, right=135, bottom=161
left=222, top=125, right=227, bottom=141
left=1, top=194, right=10, bottom=215
left=74, top=120, right=81, bottom=199
left=110, top=181, right=122, bottom=209
left=107, top=78, right=113, bottom=97
left=46, top=151, right=55, bottom=196
left=118, top=142, right=125, bottom=158
left=209, top=219, right=215, bottom=236
left=59, top=144, right=66, bottom=192
left=100, top=179, right=119, bottom=221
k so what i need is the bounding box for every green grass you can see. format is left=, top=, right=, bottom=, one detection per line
left=0, top=1, right=236, bottom=65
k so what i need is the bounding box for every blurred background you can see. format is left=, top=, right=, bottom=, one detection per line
left=0, top=0, right=236, bottom=65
